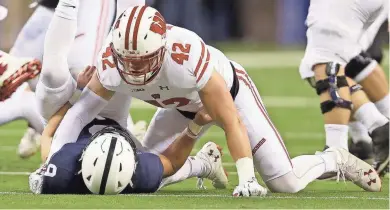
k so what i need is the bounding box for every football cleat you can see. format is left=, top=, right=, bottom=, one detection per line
left=18, top=127, right=41, bottom=159
left=325, top=147, right=381, bottom=192
left=370, top=123, right=389, bottom=176
left=196, top=142, right=228, bottom=189
left=0, top=51, right=41, bottom=101
left=348, top=140, right=374, bottom=163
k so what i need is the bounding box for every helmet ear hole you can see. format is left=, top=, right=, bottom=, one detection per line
left=93, top=157, right=98, bottom=166
left=118, top=181, right=123, bottom=188
left=86, top=175, right=92, bottom=181
left=119, top=163, right=122, bottom=172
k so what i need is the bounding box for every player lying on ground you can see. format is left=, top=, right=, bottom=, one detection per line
left=299, top=0, right=389, bottom=176
left=0, top=0, right=146, bottom=158
left=29, top=110, right=227, bottom=194
left=46, top=2, right=382, bottom=197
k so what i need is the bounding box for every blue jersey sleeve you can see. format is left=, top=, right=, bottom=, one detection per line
left=41, top=138, right=90, bottom=194
left=122, top=151, right=164, bottom=194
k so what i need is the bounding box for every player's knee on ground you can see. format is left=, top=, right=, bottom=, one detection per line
left=312, top=62, right=352, bottom=114
left=345, top=52, right=377, bottom=83
left=265, top=172, right=302, bottom=193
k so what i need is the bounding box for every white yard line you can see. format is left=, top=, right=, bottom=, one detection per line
left=0, top=191, right=387, bottom=200
left=130, top=96, right=319, bottom=110
left=0, top=171, right=30, bottom=175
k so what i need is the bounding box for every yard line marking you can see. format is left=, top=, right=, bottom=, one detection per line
left=130, top=96, right=320, bottom=110
left=0, top=171, right=30, bottom=175
left=0, top=191, right=387, bottom=200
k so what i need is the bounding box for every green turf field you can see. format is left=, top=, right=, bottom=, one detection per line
left=0, top=51, right=388, bottom=209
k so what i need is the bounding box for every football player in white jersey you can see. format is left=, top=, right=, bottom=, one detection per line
left=46, top=5, right=382, bottom=196
left=299, top=0, right=389, bottom=176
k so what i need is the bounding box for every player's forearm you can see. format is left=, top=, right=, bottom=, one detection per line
left=40, top=102, right=72, bottom=162
left=223, top=117, right=253, bottom=161
left=220, top=114, right=257, bottom=185
left=47, top=88, right=108, bottom=160
left=161, top=122, right=200, bottom=176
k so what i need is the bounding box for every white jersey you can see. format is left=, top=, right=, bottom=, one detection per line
left=97, top=25, right=233, bottom=112
left=307, top=0, right=386, bottom=42
left=299, top=0, right=387, bottom=79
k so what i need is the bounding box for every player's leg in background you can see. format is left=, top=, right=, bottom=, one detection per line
left=234, top=67, right=331, bottom=193
left=353, top=13, right=390, bottom=119
left=348, top=120, right=373, bottom=161
left=35, top=0, right=80, bottom=121
left=0, top=84, right=43, bottom=158
left=1, top=5, right=52, bottom=129
left=142, top=108, right=217, bottom=189
left=345, top=54, right=389, bottom=118
left=346, top=77, right=389, bottom=173
left=0, top=5, right=53, bottom=158
left=235, top=67, right=379, bottom=193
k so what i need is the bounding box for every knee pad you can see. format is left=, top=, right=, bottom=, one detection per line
left=345, top=52, right=377, bottom=83
left=315, top=62, right=352, bottom=114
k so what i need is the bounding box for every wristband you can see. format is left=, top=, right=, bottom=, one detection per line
left=236, top=157, right=256, bottom=185
left=188, top=120, right=203, bottom=136
left=68, top=89, right=82, bottom=105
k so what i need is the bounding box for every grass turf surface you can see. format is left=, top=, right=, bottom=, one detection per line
left=0, top=51, right=388, bottom=208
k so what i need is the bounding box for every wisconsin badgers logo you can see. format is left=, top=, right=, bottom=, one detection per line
left=149, top=12, right=166, bottom=36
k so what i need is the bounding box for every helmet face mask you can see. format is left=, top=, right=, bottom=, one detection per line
left=110, top=43, right=165, bottom=85
left=110, top=6, right=167, bottom=85
left=80, top=126, right=137, bottom=195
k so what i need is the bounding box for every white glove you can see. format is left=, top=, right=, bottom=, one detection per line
left=232, top=177, right=267, bottom=197
left=28, top=164, right=47, bottom=194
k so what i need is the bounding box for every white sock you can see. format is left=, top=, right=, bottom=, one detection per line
left=354, top=102, right=388, bottom=133
left=348, top=121, right=372, bottom=144
left=375, top=94, right=389, bottom=118
left=266, top=153, right=336, bottom=193
left=159, top=156, right=208, bottom=189
left=0, top=90, right=43, bottom=133
left=41, top=0, right=78, bottom=88
left=325, top=124, right=349, bottom=150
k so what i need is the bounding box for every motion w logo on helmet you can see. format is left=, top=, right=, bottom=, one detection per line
left=149, top=12, right=166, bottom=36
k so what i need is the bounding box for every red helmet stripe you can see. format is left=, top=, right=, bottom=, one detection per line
left=132, top=6, right=147, bottom=50
left=125, top=6, right=139, bottom=50
left=194, top=41, right=206, bottom=76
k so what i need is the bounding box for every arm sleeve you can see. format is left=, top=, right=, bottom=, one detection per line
left=47, top=87, right=108, bottom=160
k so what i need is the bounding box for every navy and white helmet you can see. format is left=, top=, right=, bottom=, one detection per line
left=80, top=126, right=138, bottom=195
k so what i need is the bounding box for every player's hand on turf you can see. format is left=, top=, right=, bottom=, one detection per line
left=77, top=65, right=96, bottom=89
left=232, top=177, right=267, bottom=197
left=194, top=108, right=213, bottom=126
left=29, top=164, right=47, bottom=194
